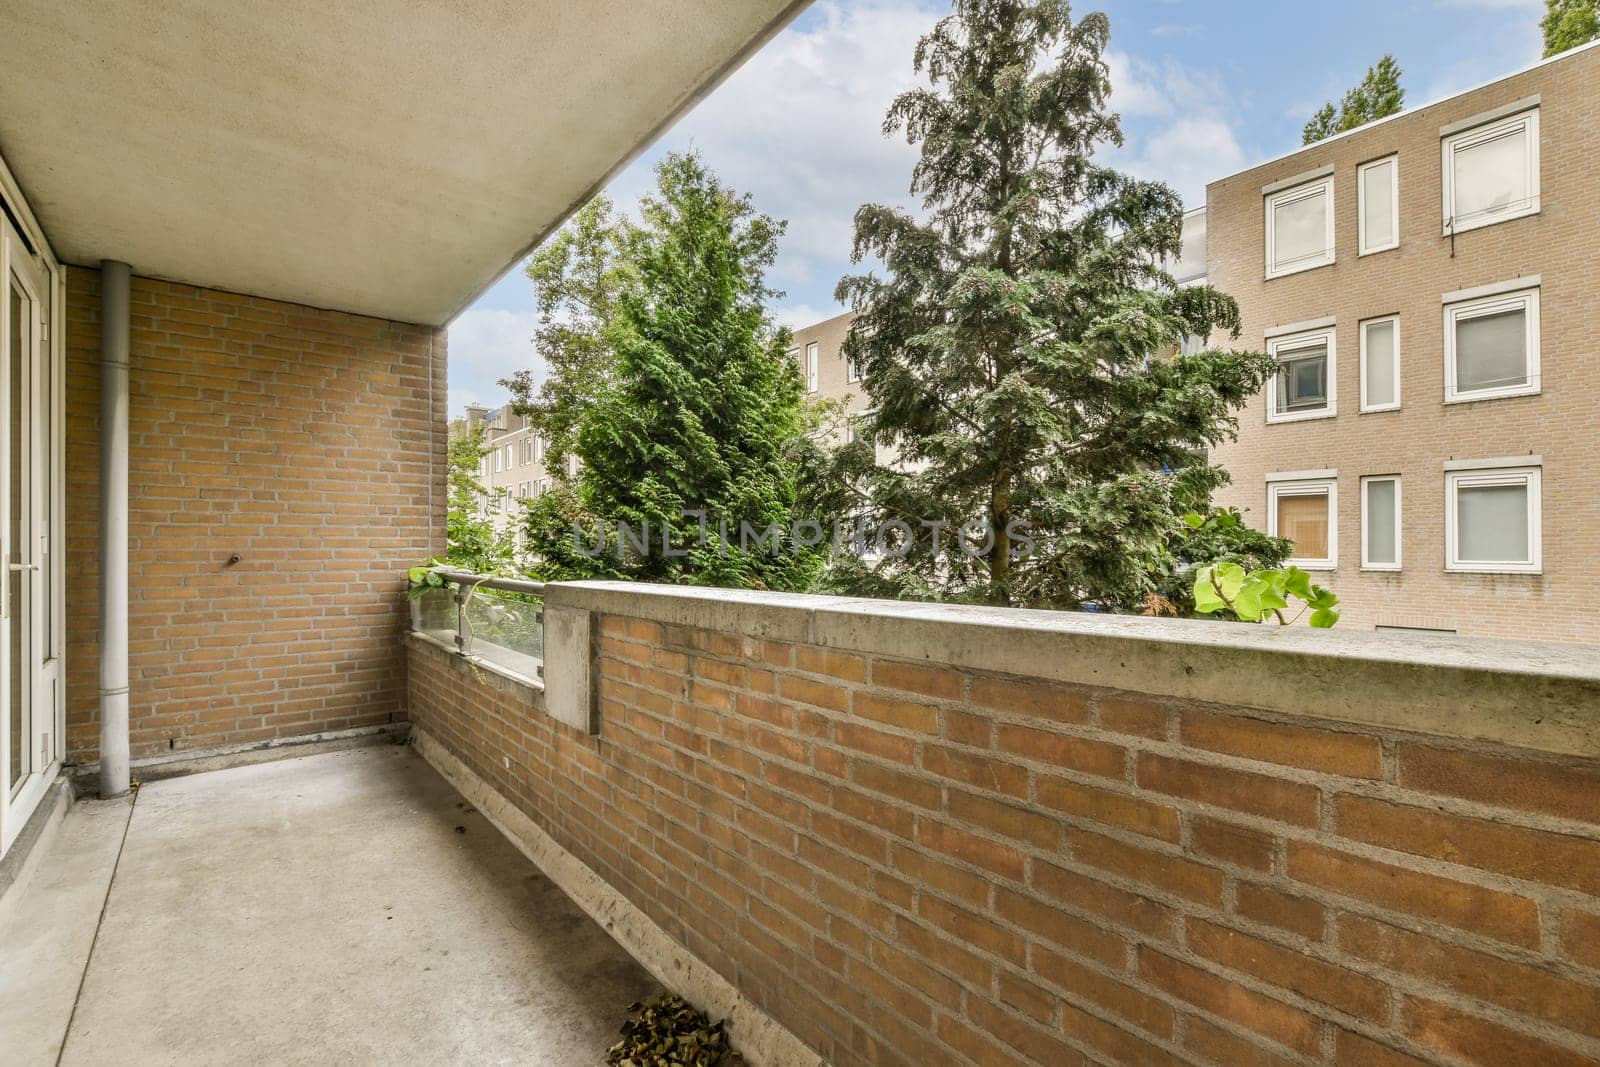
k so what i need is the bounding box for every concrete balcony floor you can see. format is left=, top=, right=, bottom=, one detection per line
left=0, top=745, right=661, bottom=1065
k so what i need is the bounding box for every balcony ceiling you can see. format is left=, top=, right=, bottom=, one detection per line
left=0, top=0, right=806, bottom=325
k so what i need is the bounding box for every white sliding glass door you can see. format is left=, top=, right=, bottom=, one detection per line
left=0, top=212, right=62, bottom=856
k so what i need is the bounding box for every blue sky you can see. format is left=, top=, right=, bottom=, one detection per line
left=448, top=0, right=1546, bottom=415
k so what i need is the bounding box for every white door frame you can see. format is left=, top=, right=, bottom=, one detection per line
left=0, top=203, right=65, bottom=857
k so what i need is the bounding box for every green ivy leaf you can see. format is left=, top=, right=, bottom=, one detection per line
left=1193, top=567, right=1225, bottom=614
left=1283, top=566, right=1314, bottom=601
left=1214, top=562, right=1246, bottom=602
left=1257, top=584, right=1289, bottom=613
left=1310, top=607, right=1340, bottom=628
left=1233, top=581, right=1264, bottom=622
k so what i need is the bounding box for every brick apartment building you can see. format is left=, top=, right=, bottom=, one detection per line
left=1207, top=42, right=1600, bottom=642
left=790, top=309, right=871, bottom=444
left=7, top=7, right=1600, bottom=1066
left=461, top=401, right=566, bottom=536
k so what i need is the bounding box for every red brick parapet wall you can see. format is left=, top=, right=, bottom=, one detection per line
left=407, top=585, right=1600, bottom=1066
left=65, top=265, right=446, bottom=763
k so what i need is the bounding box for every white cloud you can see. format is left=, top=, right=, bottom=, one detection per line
left=1103, top=51, right=1246, bottom=206
left=1128, top=116, right=1246, bottom=206
left=1104, top=50, right=1176, bottom=119
left=772, top=303, right=830, bottom=330
left=603, top=0, right=939, bottom=319
left=447, top=309, right=541, bottom=414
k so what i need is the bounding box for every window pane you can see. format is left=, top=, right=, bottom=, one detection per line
left=1453, top=129, right=1528, bottom=223
left=1272, top=189, right=1328, bottom=272
left=1362, top=162, right=1395, bottom=248
left=1365, top=480, right=1397, bottom=565
left=1455, top=308, right=1526, bottom=392
left=1458, top=483, right=1529, bottom=562
left=1278, top=493, right=1329, bottom=559
left=1363, top=320, right=1396, bottom=407
left=1275, top=345, right=1327, bottom=411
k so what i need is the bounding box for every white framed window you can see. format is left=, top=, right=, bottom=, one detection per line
left=1267, top=326, right=1336, bottom=423
left=493, top=450, right=502, bottom=473
left=1267, top=473, right=1337, bottom=570
left=1442, top=109, right=1539, bottom=235
left=1358, top=156, right=1399, bottom=256
left=1264, top=175, right=1334, bottom=279
left=1445, top=460, right=1541, bottom=573
left=1361, top=476, right=1402, bottom=571
left=805, top=342, right=819, bottom=393
left=847, top=351, right=862, bottom=384
left=1359, top=316, right=1400, bottom=412
left=1443, top=284, right=1539, bottom=403
left=534, top=435, right=544, bottom=463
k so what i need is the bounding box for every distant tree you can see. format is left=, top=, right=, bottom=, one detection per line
left=522, top=153, right=830, bottom=590
left=1302, top=55, right=1405, bottom=144
left=500, top=197, right=626, bottom=480
left=445, top=420, right=514, bottom=572
left=831, top=0, right=1279, bottom=612
left=1542, top=0, right=1600, bottom=54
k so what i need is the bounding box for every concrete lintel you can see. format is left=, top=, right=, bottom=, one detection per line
left=1262, top=164, right=1334, bottom=196
left=1439, top=94, right=1540, bottom=137
left=545, top=581, right=1600, bottom=759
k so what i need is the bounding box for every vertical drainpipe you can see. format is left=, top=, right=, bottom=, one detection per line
left=98, top=261, right=131, bottom=798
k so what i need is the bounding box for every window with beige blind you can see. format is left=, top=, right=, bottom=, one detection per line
left=1445, top=460, right=1541, bottom=573
left=1444, top=283, right=1539, bottom=403
left=1442, top=108, right=1539, bottom=235
left=1265, top=175, right=1334, bottom=279
left=1268, top=474, right=1337, bottom=569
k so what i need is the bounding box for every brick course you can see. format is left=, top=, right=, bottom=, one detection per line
left=66, top=265, right=446, bottom=763
left=408, top=613, right=1600, bottom=1066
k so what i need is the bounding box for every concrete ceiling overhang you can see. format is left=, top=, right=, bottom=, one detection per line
left=0, top=0, right=808, bottom=325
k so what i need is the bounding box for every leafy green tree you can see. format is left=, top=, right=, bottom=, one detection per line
left=1302, top=55, right=1405, bottom=144
left=523, top=152, right=829, bottom=590
left=500, top=197, right=626, bottom=478
left=1542, top=0, right=1600, bottom=54
left=445, top=420, right=514, bottom=572
left=832, top=0, right=1276, bottom=612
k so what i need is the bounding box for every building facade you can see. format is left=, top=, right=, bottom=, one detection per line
left=1207, top=43, right=1600, bottom=642
left=789, top=309, right=870, bottom=443
left=462, top=401, right=561, bottom=535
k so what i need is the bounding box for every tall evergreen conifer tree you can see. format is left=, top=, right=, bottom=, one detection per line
left=521, top=153, right=827, bottom=590
left=832, top=0, right=1278, bottom=610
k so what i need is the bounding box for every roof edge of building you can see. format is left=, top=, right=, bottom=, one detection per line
left=1207, top=37, right=1600, bottom=191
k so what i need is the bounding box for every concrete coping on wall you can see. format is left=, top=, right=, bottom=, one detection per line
left=544, top=581, right=1600, bottom=759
